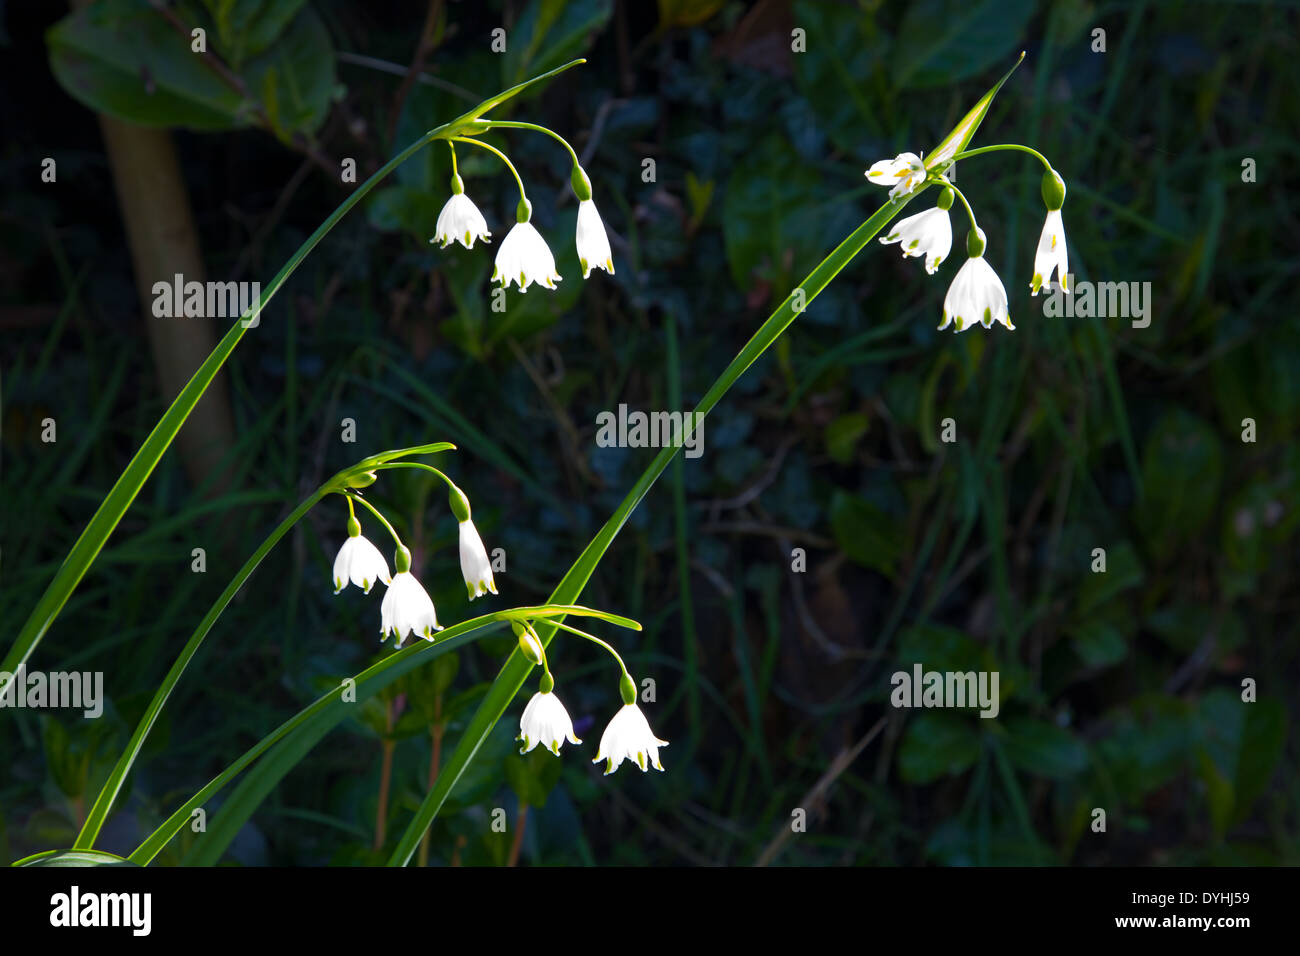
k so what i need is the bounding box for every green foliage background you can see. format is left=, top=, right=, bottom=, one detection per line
left=2, top=0, right=1297, bottom=865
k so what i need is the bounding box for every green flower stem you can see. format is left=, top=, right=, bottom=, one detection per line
left=348, top=491, right=405, bottom=549
left=523, top=622, right=552, bottom=678
left=951, top=143, right=1053, bottom=171
left=372, top=460, right=457, bottom=491
left=481, top=120, right=581, bottom=167
left=73, top=485, right=328, bottom=849
left=943, top=181, right=980, bottom=234
left=448, top=140, right=459, bottom=178
left=386, top=186, right=926, bottom=867
left=453, top=136, right=526, bottom=203
left=548, top=618, right=631, bottom=681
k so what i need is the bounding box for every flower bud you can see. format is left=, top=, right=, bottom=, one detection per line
left=570, top=164, right=593, bottom=202
left=937, top=186, right=955, bottom=211
left=447, top=484, right=471, bottom=523
left=515, top=623, right=544, bottom=665
left=515, top=197, right=532, bottom=224
left=966, top=226, right=987, bottom=258
left=618, top=672, right=637, bottom=706
left=1040, top=168, right=1066, bottom=211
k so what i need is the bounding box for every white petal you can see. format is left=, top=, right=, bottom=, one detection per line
left=331, top=537, right=355, bottom=594
left=880, top=207, right=952, bottom=274
left=518, top=691, right=580, bottom=755
left=1030, top=209, right=1069, bottom=295
left=348, top=535, right=391, bottom=594
left=458, top=519, right=497, bottom=600
left=494, top=221, right=561, bottom=292
left=433, top=193, right=491, bottom=250
left=593, top=704, right=667, bottom=775
left=380, top=572, right=441, bottom=645
left=865, top=151, right=923, bottom=188
left=575, top=199, right=614, bottom=278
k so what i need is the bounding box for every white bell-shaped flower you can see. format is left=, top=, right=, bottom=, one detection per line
left=880, top=206, right=952, bottom=275
left=432, top=189, right=490, bottom=250
left=517, top=690, right=581, bottom=756
left=575, top=199, right=614, bottom=278
left=331, top=530, right=391, bottom=595
left=493, top=199, right=561, bottom=292
left=865, top=151, right=925, bottom=198
left=458, top=518, right=497, bottom=600
left=1030, top=209, right=1069, bottom=295
left=940, top=228, right=1012, bottom=332
left=593, top=702, right=668, bottom=775
left=380, top=557, right=441, bottom=648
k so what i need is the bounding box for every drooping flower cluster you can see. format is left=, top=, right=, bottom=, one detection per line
left=329, top=462, right=668, bottom=776
left=430, top=135, right=614, bottom=293
left=867, top=152, right=1070, bottom=332
left=513, top=625, right=668, bottom=776
left=330, top=479, right=497, bottom=649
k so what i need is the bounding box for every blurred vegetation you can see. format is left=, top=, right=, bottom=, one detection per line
left=2, top=0, right=1298, bottom=866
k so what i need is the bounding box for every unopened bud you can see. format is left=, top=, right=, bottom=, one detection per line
left=1040, top=168, right=1066, bottom=211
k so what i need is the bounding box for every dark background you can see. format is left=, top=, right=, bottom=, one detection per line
left=2, top=0, right=1298, bottom=866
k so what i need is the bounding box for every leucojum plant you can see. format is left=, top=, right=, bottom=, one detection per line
left=5, top=51, right=1069, bottom=866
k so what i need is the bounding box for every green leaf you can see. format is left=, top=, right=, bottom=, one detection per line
left=73, top=487, right=326, bottom=850
left=829, top=488, right=905, bottom=577
left=894, top=0, right=1035, bottom=90
left=899, top=712, right=981, bottom=784
left=48, top=0, right=246, bottom=130
left=47, top=0, right=333, bottom=136
left=1001, top=718, right=1088, bottom=779
left=451, top=59, right=588, bottom=128
left=240, top=6, right=336, bottom=137
left=125, top=605, right=626, bottom=864
left=924, top=50, right=1025, bottom=170
left=201, top=0, right=310, bottom=69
